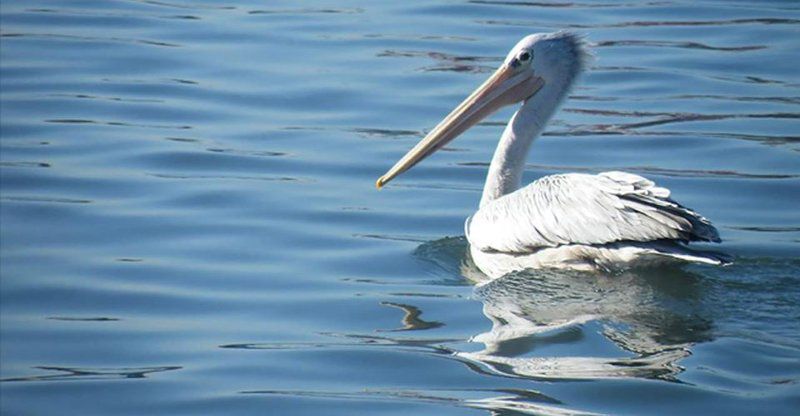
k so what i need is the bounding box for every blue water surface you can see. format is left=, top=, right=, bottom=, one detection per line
left=1, top=1, right=799, bottom=415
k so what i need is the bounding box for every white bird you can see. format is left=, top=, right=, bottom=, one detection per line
left=377, top=32, right=729, bottom=277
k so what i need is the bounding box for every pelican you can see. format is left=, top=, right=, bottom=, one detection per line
left=377, top=32, right=729, bottom=277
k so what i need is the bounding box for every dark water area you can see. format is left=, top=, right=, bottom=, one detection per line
left=1, top=1, right=799, bottom=414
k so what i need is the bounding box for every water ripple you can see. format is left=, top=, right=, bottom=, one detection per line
left=248, top=8, right=364, bottom=15
left=136, top=0, right=235, bottom=11
left=45, top=93, right=165, bottom=104
left=147, top=173, right=307, bottom=183
left=0, top=161, right=51, bottom=168
left=240, top=388, right=593, bottom=416
left=0, top=195, right=92, bottom=204
left=469, top=0, right=668, bottom=8
left=378, top=49, right=500, bottom=73
left=730, top=226, right=800, bottom=233
left=46, top=316, right=121, bottom=322
left=1, top=366, right=181, bottom=383
left=456, top=162, right=798, bottom=179
left=0, top=32, right=181, bottom=48
left=21, top=7, right=204, bottom=21
left=593, top=39, right=766, bottom=52
left=479, top=17, right=800, bottom=29
left=44, top=118, right=191, bottom=130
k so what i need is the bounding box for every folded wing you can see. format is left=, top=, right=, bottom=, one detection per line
left=466, top=171, right=720, bottom=253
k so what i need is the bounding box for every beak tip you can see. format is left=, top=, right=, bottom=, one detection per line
left=375, top=176, right=385, bottom=190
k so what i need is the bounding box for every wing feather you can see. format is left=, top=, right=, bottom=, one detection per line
left=466, top=171, right=720, bottom=253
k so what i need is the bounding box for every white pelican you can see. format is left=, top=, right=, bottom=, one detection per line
left=377, top=32, right=729, bottom=277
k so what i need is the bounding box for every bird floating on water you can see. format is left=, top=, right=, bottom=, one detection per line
left=377, top=32, right=729, bottom=277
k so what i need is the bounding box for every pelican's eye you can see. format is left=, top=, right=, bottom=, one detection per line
left=518, top=51, right=532, bottom=63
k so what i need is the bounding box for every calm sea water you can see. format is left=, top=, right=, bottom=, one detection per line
left=1, top=1, right=799, bottom=415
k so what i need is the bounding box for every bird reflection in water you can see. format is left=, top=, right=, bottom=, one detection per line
left=232, top=240, right=719, bottom=415
left=417, top=237, right=714, bottom=382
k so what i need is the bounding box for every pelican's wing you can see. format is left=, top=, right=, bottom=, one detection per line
left=466, top=171, right=720, bottom=253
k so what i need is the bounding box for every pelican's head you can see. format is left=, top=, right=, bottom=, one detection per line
left=513, top=31, right=588, bottom=91
left=376, top=32, right=588, bottom=189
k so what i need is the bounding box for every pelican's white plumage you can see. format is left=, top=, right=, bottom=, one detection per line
left=466, top=171, right=728, bottom=276
left=467, top=171, right=719, bottom=253
left=378, top=32, right=728, bottom=277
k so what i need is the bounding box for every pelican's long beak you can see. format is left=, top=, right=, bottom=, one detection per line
left=376, top=64, right=544, bottom=189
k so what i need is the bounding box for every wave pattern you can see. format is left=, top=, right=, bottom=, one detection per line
left=1, top=0, right=798, bottom=415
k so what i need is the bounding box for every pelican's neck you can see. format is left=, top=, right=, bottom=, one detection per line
left=479, top=80, right=569, bottom=208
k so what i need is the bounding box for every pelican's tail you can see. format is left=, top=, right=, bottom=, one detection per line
left=623, top=240, right=733, bottom=267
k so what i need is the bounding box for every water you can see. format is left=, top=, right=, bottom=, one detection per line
left=1, top=0, right=798, bottom=414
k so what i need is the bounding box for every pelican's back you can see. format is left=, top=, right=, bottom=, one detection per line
left=466, top=171, right=721, bottom=255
